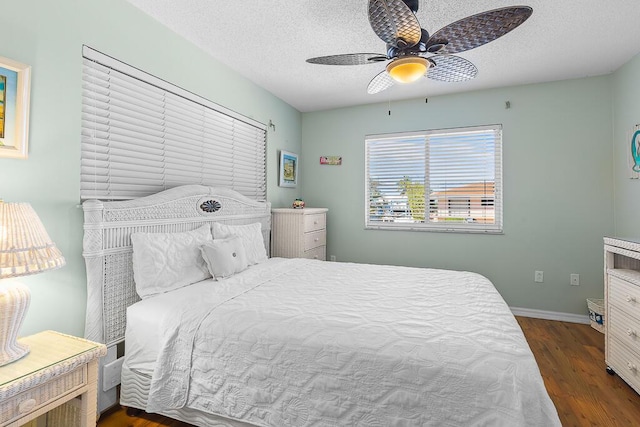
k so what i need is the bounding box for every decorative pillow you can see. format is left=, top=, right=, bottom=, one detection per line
left=212, top=222, right=268, bottom=265
left=130, top=225, right=212, bottom=299
left=200, top=236, right=249, bottom=280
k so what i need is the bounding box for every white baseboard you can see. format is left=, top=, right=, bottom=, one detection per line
left=510, top=306, right=590, bottom=324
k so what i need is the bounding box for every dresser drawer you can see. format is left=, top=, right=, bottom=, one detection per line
left=303, top=245, right=326, bottom=261
left=608, top=336, right=640, bottom=394
left=303, top=214, right=326, bottom=232
left=610, top=305, right=640, bottom=351
left=609, top=275, right=640, bottom=317
left=304, top=230, right=326, bottom=250
left=0, top=365, right=86, bottom=426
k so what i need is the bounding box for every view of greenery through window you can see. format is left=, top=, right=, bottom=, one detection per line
left=366, top=125, right=502, bottom=233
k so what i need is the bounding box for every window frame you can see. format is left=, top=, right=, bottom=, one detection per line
left=364, top=124, right=503, bottom=234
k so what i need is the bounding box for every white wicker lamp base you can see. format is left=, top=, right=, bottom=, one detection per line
left=0, top=280, right=31, bottom=366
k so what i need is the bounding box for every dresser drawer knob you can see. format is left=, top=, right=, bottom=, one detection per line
left=626, top=295, right=637, bottom=303
left=314, top=221, right=318, bottom=225
left=628, top=328, right=637, bottom=337
left=313, top=255, right=318, bottom=259
left=18, top=398, right=37, bottom=413
left=314, top=238, right=319, bottom=242
left=628, top=362, right=638, bottom=371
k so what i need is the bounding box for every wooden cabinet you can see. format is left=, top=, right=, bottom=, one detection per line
left=271, top=208, right=328, bottom=260
left=604, top=237, right=640, bottom=394
left=0, top=331, right=106, bottom=427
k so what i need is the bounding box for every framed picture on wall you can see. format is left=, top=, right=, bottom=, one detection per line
left=279, top=150, right=298, bottom=187
left=0, top=56, right=31, bottom=159
left=320, top=155, right=342, bottom=165
left=630, top=126, right=640, bottom=179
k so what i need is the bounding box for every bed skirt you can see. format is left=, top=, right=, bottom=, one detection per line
left=120, top=365, right=255, bottom=427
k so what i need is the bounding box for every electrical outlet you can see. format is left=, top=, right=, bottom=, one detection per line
left=534, top=271, right=544, bottom=283
left=102, top=357, right=124, bottom=392
left=330, top=255, right=336, bottom=262
left=570, top=274, right=580, bottom=286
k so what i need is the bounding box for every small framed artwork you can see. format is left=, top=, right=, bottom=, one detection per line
left=630, top=126, right=640, bottom=179
left=279, top=150, right=298, bottom=187
left=0, top=56, right=31, bottom=159
left=320, top=155, right=342, bottom=165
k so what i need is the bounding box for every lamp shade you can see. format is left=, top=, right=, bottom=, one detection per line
left=0, top=202, right=66, bottom=366
left=0, top=202, right=66, bottom=278
left=386, top=57, right=430, bottom=84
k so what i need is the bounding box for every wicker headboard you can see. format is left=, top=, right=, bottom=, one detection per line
left=82, top=185, right=271, bottom=346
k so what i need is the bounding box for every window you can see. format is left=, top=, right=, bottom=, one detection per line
left=365, top=124, right=502, bottom=233
left=447, top=198, right=471, bottom=217
left=81, top=46, right=266, bottom=201
left=481, top=198, right=495, bottom=207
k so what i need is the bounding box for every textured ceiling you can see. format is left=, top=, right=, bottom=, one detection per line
left=125, top=0, right=640, bottom=113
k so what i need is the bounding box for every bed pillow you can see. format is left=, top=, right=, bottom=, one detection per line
left=212, top=222, right=268, bottom=265
left=200, top=236, right=249, bottom=280
left=131, top=225, right=212, bottom=299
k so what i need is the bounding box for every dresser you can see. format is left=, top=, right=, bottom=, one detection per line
left=604, top=237, right=640, bottom=394
left=0, top=330, right=106, bottom=427
left=271, top=208, right=328, bottom=260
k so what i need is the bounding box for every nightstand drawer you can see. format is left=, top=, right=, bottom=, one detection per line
left=303, top=245, right=326, bottom=261
left=610, top=304, right=640, bottom=352
left=304, top=230, right=326, bottom=250
left=303, top=214, right=326, bottom=232
left=609, top=275, right=640, bottom=318
left=608, top=336, right=640, bottom=393
left=0, top=365, right=86, bottom=426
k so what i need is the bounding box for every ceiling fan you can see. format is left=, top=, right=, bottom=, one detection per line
left=306, top=0, right=532, bottom=94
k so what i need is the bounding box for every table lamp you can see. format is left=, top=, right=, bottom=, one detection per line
left=0, top=201, right=66, bottom=366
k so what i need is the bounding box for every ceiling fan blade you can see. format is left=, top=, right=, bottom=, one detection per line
left=426, top=6, right=533, bottom=55
left=306, top=53, right=388, bottom=66
left=424, top=55, right=478, bottom=82
left=368, top=0, right=422, bottom=48
left=367, top=70, right=396, bottom=94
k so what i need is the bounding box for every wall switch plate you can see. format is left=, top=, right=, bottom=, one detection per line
left=534, top=271, right=544, bottom=283
left=330, top=255, right=336, bottom=262
left=570, top=274, right=580, bottom=286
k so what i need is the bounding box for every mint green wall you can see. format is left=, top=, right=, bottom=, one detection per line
left=301, top=77, right=614, bottom=315
left=612, top=52, right=640, bottom=236
left=0, top=0, right=630, bottom=336
left=0, top=0, right=301, bottom=337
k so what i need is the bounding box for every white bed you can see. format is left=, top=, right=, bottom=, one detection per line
left=82, top=185, right=560, bottom=427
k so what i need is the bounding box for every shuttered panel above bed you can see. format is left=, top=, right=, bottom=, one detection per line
left=81, top=46, right=267, bottom=201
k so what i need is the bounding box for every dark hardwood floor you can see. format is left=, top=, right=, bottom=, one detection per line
left=516, top=317, right=640, bottom=426
left=98, top=317, right=640, bottom=426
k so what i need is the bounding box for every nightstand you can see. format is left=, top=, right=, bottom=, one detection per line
left=604, top=237, right=640, bottom=394
left=271, top=208, right=328, bottom=260
left=0, top=330, right=107, bottom=427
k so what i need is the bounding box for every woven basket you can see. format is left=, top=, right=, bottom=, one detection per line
left=587, top=298, right=605, bottom=334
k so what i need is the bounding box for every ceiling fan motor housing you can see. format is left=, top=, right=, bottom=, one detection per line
left=402, top=0, right=419, bottom=12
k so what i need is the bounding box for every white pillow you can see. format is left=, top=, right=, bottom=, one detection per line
left=131, top=225, right=212, bottom=299
left=212, top=222, right=267, bottom=265
left=200, top=236, right=249, bottom=280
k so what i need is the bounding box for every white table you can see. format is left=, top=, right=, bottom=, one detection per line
left=0, top=331, right=107, bottom=427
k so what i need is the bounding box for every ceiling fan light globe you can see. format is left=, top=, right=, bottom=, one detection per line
left=386, top=57, right=429, bottom=83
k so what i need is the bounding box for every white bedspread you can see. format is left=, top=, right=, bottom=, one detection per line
left=145, top=258, right=560, bottom=426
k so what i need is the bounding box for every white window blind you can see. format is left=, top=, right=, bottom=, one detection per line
left=81, top=46, right=266, bottom=201
left=365, top=124, right=502, bottom=233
